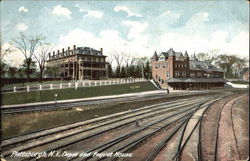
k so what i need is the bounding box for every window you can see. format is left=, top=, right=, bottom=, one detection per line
left=190, top=73, right=195, bottom=78
left=197, top=72, right=202, bottom=77
left=182, top=71, right=186, bottom=77
left=159, top=55, right=165, bottom=61
left=166, top=72, right=170, bottom=78
left=156, top=74, right=158, bottom=79
left=175, top=63, right=178, bottom=68
left=175, top=70, right=179, bottom=77
left=215, top=74, right=221, bottom=78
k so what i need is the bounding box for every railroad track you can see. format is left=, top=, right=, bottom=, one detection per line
left=216, top=95, right=246, bottom=161
left=119, top=99, right=217, bottom=161
left=66, top=97, right=223, bottom=161
left=1, top=96, right=211, bottom=146
left=1, top=93, right=167, bottom=114
left=199, top=94, right=244, bottom=161
left=1, top=95, right=221, bottom=161
left=1, top=90, right=220, bottom=114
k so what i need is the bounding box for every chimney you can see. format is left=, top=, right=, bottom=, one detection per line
left=48, top=52, right=51, bottom=60
left=73, top=45, right=76, bottom=50
left=53, top=51, right=55, bottom=58
left=57, top=50, right=60, bottom=57
left=68, top=47, right=70, bottom=55
left=100, top=48, right=103, bottom=55
left=62, top=48, right=65, bottom=56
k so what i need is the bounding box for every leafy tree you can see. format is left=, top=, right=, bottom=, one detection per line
left=216, top=55, right=238, bottom=79
left=120, top=66, right=126, bottom=78
left=115, top=66, right=120, bottom=78
left=135, top=65, right=142, bottom=78
left=129, top=65, right=135, bottom=78
left=45, top=65, right=59, bottom=78
left=17, top=67, right=25, bottom=78
left=20, top=58, right=37, bottom=77
left=8, top=66, right=18, bottom=78
left=234, top=57, right=247, bottom=79
left=107, top=63, right=113, bottom=78
left=0, top=61, right=8, bottom=77
left=144, top=61, right=151, bottom=80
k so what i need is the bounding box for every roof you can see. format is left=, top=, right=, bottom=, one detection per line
left=165, top=78, right=227, bottom=83
left=76, top=47, right=104, bottom=56
left=152, top=51, right=158, bottom=60
left=189, top=60, right=224, bottom=72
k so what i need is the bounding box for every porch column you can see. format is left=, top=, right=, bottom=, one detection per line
left=91, top=63, right=93, bottom=80
left=73, top=62, right=75, bottom=80
left=68, top=62, right=70, bottom=77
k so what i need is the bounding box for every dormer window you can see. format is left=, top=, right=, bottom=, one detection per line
left=159, top=57, right=165, bottom=61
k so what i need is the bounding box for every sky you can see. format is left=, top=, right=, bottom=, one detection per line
left=1, top=0, right=249, bottom=67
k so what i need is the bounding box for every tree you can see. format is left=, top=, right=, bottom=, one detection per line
left=0, top=61, right=8, bottom=77
left=135, top=57, right=148, bottom=78
left=120, top=66, right=126, bottom=78
left=1, top=46, right=13, bottom=60
left=216, top=54, right=238, bottom=79
left=8, top=66, right=18, bottom=78
left=129, top=65, right=136, bottom=78
left=196, top=52, right=217, bottom=64
left=20, top=58, right=37, bottom=77
left=33, top=41, right=53, bottom=81
left=144, top=60, right=151, bottom=80
left=115, top=66, right=121, bottom=78
left=1, top=44, right=13, bottom=77
left=234, top=57, right=247, bottom=79
left=135, top=65, right=142, bottom=78
left=12, top=33, right=44, bottom=80
left=107, top=63, right=113, bottom=78
left=17, top=67, right=25, bottom=78
left=45, top=65, right=59, bottom=78
left=110, top=49, right=124, bottom=68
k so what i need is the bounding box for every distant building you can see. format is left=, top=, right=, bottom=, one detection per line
left=46, top=45, right=108, bottom=80
left=151, top=48, right=226, bottom=90
left=242, top=67, right=249, bottom=81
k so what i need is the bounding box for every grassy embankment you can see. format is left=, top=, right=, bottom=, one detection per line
left=1, top=81, right=157, bottom=105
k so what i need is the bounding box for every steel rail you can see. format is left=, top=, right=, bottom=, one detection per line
left=2, top=98, right=211, bottom=158
left=2, top=96, right=211, bottom=149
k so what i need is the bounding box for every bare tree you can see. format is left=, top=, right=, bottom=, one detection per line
left=11, top=33, right=44, bottom=80
left=1, top=46, right=13, bottom=60
left=196, top=49, right=220, bottom=64
left=33, top=41, right=53, bottom=81
left=106, top=53, right=114, bottom=66
left=111, top=49, right=124, bottom=68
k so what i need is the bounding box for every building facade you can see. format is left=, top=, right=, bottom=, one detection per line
left=46, top=45, right=108, bottom=80
left=152, top=48, right=226, bottom=90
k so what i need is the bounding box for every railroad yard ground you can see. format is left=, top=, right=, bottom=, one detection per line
left=1, top=87, right=249, bottom=161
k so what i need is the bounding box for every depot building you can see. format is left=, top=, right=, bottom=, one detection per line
left=152, top=48, right=226, bottom=90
